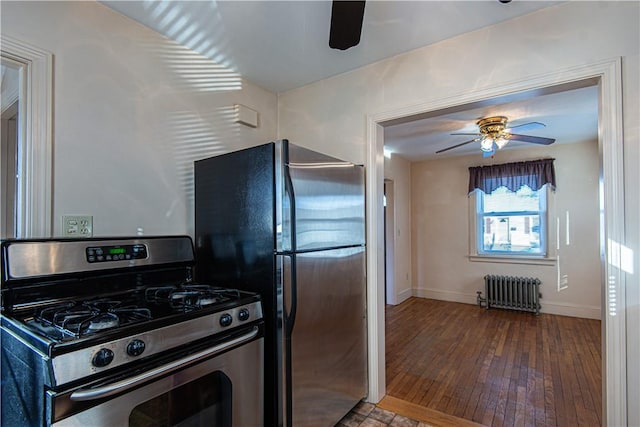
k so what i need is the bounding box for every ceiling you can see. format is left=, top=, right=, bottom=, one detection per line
left=99, top=0, right=597, bottom=161
left=100, top=0, right=562, bottom=94
left=384, top=84, right=599, bottom=161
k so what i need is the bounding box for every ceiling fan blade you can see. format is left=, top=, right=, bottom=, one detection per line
left=436, top=138, right=478, bottom=154
left=506, top=121, right=546, bottom=133
left=329, top=1, right=366, bottom=50
left=507, top=133, right=556, bottom=145
left=450, top=132, right=480, bottom=136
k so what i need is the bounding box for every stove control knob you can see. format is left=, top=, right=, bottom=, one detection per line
left=127, top=339, right=146, bottom=357
left=238, top=308, right=250, bottom=322
left=219, top=313, right=233, bottom=327
left=92, top=348, right=114, bottom=368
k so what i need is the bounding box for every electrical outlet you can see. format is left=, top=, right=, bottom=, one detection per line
left=62, top=215, right=93, bottom=237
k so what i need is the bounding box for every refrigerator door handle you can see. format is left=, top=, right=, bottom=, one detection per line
left=279, top=253, right=297, bottom=427
left=282, top=254, right=297, bottom=335
left=284, top=155, right=296, bottom=253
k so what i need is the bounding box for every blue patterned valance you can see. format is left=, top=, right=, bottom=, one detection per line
left=468, top=158, right=556, bottom=194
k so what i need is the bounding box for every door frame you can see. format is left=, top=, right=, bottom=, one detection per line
left=1, top=35, right=53, bottom=238
left=365, top=58, right=627, bottom=425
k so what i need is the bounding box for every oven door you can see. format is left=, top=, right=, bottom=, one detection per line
left=50, top=327, right=263, bottom=427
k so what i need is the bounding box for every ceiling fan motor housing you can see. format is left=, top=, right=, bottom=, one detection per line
left=477, top=116, right=509, bottom=137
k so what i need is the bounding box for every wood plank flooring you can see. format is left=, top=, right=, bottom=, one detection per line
left=385, top=298, right=601, bottom=427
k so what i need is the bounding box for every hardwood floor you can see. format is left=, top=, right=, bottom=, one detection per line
left=385, top=298, right=601, bottom=427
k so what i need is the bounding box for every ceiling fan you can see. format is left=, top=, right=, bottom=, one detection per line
left=329, top=1, right=366, bottom=50
left=436, top=116, right=556, bottom=157
left=328, top=0, right=513, bottom=51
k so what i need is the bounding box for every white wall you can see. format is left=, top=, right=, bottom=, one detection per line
left=384, top=153, right=412, bottom=304
left=411, top=141, right=600, bottom=319
left=1, top=1, right=278, bottom=237
left=278, top=1, right=639, bottom=422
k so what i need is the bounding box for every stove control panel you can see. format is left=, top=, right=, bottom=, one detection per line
left=86, top=244, right=148, bottom=263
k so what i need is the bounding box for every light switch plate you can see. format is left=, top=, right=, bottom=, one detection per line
left=62, top=215, right=93, bottom=237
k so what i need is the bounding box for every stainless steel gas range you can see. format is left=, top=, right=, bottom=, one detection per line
left=0, top=236, right=264, bottom=427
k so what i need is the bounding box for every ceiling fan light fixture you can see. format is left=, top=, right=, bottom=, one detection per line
left=478, top=116, right=509, bottom=153
left=480, top=137, right=494, bottom=152
left=495, top=136, right=509, bottom=149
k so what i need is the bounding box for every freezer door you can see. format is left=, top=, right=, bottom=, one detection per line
left=285, top=143, right=365, bottom=251
left=287, top=246, right=367, bottom=427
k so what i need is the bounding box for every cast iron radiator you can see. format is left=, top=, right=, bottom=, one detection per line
left=477, top=275, right=541, bottom=315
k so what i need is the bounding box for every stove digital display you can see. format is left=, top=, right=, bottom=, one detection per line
left=86, top=244, right=148, bottom=263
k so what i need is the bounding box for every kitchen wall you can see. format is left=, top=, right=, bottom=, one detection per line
left=1, top=1, right=278, bottom=237
left=277, top=1, right=639, bottom=422
left=411, top=140, right=600, bottom=319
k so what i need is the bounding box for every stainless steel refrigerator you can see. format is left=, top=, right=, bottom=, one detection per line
left=194, top=140, right=367, bottom=427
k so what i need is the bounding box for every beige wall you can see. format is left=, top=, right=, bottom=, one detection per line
left=1, top=1, right=278, bottom=237
left=410, top=141, right=600, bottom=318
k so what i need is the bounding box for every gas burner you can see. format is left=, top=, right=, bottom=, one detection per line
left=36, top=299, right=152, bottom=338
left=87, top=313, right=120, bottom=331
left=145, top=284, right=241, bottom=311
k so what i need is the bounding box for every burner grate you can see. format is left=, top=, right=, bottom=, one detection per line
left=145, top=284, right=241, bottom=311
left=36, top=299, right=152, bottom=338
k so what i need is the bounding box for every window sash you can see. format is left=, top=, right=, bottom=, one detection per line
left=476, top=188, right=548, bottom=256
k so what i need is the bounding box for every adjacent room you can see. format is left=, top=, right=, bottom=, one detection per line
left=381, top=83, right=602, bottom=425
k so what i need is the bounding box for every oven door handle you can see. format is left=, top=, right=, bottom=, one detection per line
left=69, top=326, right=260, bottom=401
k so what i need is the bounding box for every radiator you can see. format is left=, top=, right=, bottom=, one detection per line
left=477, top=275, right=541, bottom=315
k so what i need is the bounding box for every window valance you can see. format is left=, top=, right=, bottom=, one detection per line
left=468, top=158, right=556, bottom=194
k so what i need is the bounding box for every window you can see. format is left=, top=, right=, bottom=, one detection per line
left=477, top=185, right=547, bottom=255
left=468, top=158, right=555, bottom=261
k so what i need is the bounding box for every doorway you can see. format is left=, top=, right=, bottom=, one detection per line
left=384, top=179, right=396, bottom=305
left=365, top=59, right=627, bottom=426
left=1, top=60, right=20, bottom=239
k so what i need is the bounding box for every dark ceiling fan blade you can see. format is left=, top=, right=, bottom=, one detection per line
left=507, top=133, right=556, bottom=145
left=506, top=121, right=546, bottom=133
left=436, top=138, right=478, bottom=154
left=329, top=1, right=366, bottom=50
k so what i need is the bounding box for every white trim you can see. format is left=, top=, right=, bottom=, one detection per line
left=468, top=255, right=557, bottom=266
left=365, top=121, right=386, bottom=402
left=541, top=301, right=601, bottom=320
left=598, top=57, right=627, bottom=427
left=396, top=288, right=412, bottom=304
left=412, top=288, right=478, bottom=305
left=1, top=35, right=53, bottom=238
left=365, top=58, right=626, bottom=425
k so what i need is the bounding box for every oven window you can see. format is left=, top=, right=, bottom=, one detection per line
left=129, top=370, right=232, bottom=427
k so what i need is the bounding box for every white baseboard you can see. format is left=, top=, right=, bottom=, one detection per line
left=396, top=288, right=412, bottom=304
left=540, top=301, right=601, bottom=320
left=411, top=287, right=601, bottom=320
left=412, top=288, right=478, bottom=305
